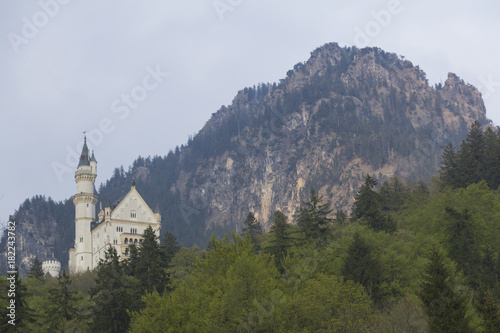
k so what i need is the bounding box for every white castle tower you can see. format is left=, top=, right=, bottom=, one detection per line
left=42, top=257, right=61, bottom=277
left=68, top=135, right=97, bottom=273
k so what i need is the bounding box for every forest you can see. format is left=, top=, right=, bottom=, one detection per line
left=1, top=122, right=500, bottom=332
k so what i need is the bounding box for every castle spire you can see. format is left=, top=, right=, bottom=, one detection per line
left=78, top=133, right=90, bottom=167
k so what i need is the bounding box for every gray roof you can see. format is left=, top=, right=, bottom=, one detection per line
left=90, top=150, right=97, bottom=163
left=78, top=138, right=90, bottom=167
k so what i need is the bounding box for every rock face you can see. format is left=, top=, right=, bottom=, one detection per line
left=0, top=43, right=489, bottom=274
left=164, top=43, right=486, bottom=233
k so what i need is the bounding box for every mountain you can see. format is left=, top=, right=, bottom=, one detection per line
left=0, top=43, right=488, bottom=275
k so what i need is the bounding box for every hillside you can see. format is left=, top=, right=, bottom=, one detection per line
left=0, top=43, right=489, bottom=275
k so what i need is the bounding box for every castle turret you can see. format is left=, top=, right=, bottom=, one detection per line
left=69, top=135, right=97, bottom=273
left=42, top=257, right=61, bottom=277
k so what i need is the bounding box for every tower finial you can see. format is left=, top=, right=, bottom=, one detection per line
left=132, top=177, right=136, bottom=187
left=83, top=130, right=87, bottom=143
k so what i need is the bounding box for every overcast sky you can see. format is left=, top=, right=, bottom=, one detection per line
left=1, top=0, right=499, bottom=227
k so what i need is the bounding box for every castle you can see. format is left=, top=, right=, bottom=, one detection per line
left=68, top=136, right=161, bottom=273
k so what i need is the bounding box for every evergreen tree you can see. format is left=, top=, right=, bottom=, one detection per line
left=131, top=226, right=170, bottom=295
left=352, top=175, right=379, bottom=220
left=379, top=176, right=408, bottom=211
left=240, top=212, right=263, bottom=250
left=162, top=230, right=181, bottom=264
left=456, top=120, right=485, bottom=187
left=476, top=287, right=500, bottom=333
left=418, top=246, right=472, bottom=333
left=27, top=257, right=44, bottom=280
left=352, top=175, right=396, bottom=232
left=440, top=123, right=500, bottom=189
left=47, top=270, right=81, bottom=331
left=241, top=212, right=262, bottom=235
left=91, top=246, right=138, bottom=333
left=266, top=210, right=292, bottom=272
left=445, top=207, right=482, bottom=287
left=341, top=232, right=383, bottom=305
left=482, top=127, right=500, bottom=189
left=0, top=269, right=34, bottom=332
left=335, top=209, right=347, bottom=225
left=296, top=189, right=333, bottom=243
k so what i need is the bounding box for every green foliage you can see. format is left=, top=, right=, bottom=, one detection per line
left=46, top=271, right=82, bottom=331
left=352, top=174, right=396, bottom=233
left=90, top=246, right=139, bottom=333
left=265, top=210, right=294, bottom=271
left=441, top=121, right=500, bottom=189
left=296, top=188, right=333, bottom=244
left=240, top=212, right=263, bottom=251
left=128, top=226, right=170, bottom=295
left=444, top=207, right=482, bottom=287
left=342, top=232, right=384, bottom=305
left=418, top=246, right=474, bottom=332
left=162, top=230, right=181, bottom=264
left=0, top=270, right=34, bottom=332
left=130, top=233, right=281, bottom=332
left=27, top=257, right=44, bottom=280
left=279, top=274, right=372, bottom=332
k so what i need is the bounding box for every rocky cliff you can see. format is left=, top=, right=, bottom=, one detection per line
left=163, top=43, right=486, bottom=233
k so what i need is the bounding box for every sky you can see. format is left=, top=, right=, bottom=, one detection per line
left=1, top=0, right=500, bottom=228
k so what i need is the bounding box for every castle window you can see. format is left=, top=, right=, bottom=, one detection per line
left=139, top=239, right=143, bottom=244
left=81, top=256, right=83, bottom=261
left=134, top=239, right=138, bottom=244
left=131, top=211, right=137, bottom=218
left=124, top=238, right=128, bottom=244
left=125, top=248, right=129, bottom=256
left=80, top=236, right=83, bottom=243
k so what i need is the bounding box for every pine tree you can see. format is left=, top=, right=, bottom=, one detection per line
left=352, top=175, right=396, bottom=232
left=341, top=232, right=384, bottom=305
left=352, top=174, right=379, bottom=220
left=0, top=269, right=34, bottom=332
left=456, top=120, right=485, bottom=187
left=445, top=207, right=481, bottom=287
left=162, top=230, right=181, bottom=264
left=132, top=226, right=170, bottom=295
left=266, top=210, right=292, bottom=272
left=379, top=176, right=408, bottom=211
left=47, top=270, right=81, bottom=331
left=483, top=127, right=500, bottom=189
left=241, top=212, right=263, bottom=235
left=335, top=210, right=347, bottom=225
left=91, top=246, right=138, bottom=333
left=418, top=246, right=472, bottom=333
left=27, top=257, right=44, bottom=280
left=296, top=189, right=333, bottom=243
left=241, top=212, right=263, bottom=250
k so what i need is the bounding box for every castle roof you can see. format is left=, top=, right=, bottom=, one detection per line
left=78, top=136, right=90, bottom=167
left=90, top=150, right=97, bottom=163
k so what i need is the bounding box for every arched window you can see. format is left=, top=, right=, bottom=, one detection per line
left=134, top=239, right=138, bottom=244
left=124, top=238, right=128, bottom=244
left=125, top=248, right=129, bottom=256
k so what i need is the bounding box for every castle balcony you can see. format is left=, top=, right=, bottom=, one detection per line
left=73, top=193, right=98, bottom=205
